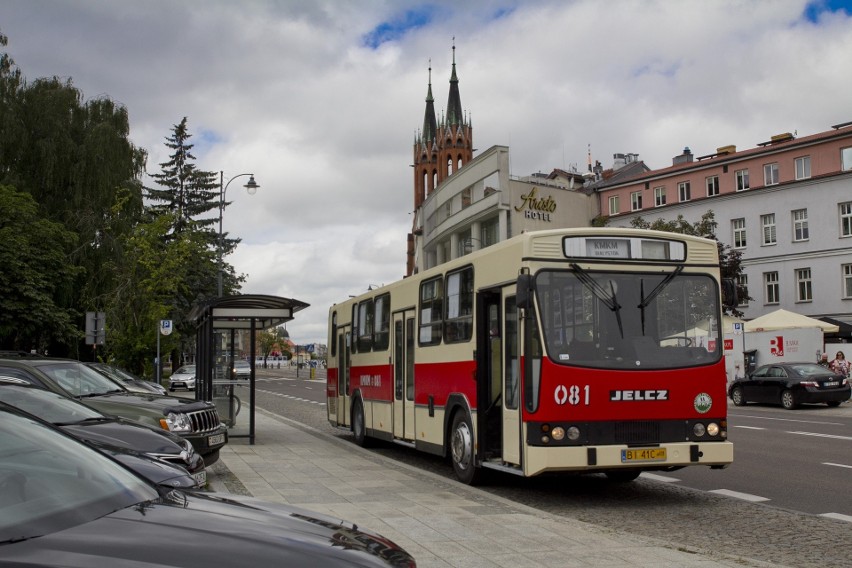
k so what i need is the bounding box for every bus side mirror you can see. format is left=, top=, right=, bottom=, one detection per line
left=722, top=278, right=738, bottom=308
left=516, top=274, right=533, bottom=309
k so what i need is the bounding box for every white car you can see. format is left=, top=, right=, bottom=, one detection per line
left=168, top=365, right=196, bottom=391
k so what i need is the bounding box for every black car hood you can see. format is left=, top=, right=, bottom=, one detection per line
left=80, top=391, right=213, bottom=416
left=0, top=492, right=414, bottom=567
left=61, top=419, right=185, bottom=456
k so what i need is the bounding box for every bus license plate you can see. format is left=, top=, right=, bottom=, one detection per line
left=208, top=433, right=226, bottom=446
left=621, top=448, right=667, bottom=463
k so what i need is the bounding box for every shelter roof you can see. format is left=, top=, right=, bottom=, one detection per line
left=188, top=294, right=309, bottom=330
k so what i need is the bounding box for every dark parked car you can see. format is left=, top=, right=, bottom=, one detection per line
left=86, top=362, right=169, bottom=396
left=0, top=405, right=416, bottom=567
left=0, top=354, right=227, bottom=464
left=729, top=362, right=851, bottom=409
left=0, top=384, right=205, bottom=487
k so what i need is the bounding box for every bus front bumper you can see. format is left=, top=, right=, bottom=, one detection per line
left=523, top=440, right=733, bottom=477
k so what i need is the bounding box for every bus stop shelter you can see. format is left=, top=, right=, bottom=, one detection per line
left=188, top=294, right=309, bottom=444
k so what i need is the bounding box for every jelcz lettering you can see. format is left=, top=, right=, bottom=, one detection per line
left=609, top=389, right=668, bottom=401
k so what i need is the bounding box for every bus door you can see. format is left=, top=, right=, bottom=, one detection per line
left=502, top=294, right=521, bottom=466
left=337, top=328, right=351, bottom=427
left=392, top=311, right=416, bottom=441
left=476, top=290, right=504, bottom=460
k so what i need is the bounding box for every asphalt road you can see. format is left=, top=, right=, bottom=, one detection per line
left=242, top=367, right=852, bottom=568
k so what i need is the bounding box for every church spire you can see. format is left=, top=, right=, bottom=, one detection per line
left=422, top=60, right=437, bottom=144
left=446, top=39, right=463, bottom=127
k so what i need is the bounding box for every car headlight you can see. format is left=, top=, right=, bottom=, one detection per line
left=160, top=412, right=192, bottom=433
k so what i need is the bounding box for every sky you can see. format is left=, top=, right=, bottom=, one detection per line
left=3, top=0, right=852, bottom=345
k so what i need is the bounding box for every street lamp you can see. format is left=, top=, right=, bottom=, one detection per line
left=218, top=171, right=260, bottom=297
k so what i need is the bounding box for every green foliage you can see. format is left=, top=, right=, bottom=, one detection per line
left=0, top=185, right=82, bottom=350
left=629, top=210, right=751, bottom=316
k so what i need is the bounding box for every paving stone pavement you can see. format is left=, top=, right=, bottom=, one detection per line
left=206, top=408, right=785, bottom=568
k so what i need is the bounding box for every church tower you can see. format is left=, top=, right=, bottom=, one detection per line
left=408, top=43, right=473, bottom=275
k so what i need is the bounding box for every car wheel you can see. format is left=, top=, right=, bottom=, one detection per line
left=826, top=401, right=841, bottom=408
left=781, top=389, right=797, bottom=410
left=730, top=386, right=746, bottom=406
left=450, top=410, right=481, bottom=485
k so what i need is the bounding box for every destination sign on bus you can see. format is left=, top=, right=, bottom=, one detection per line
left=563, top=236, right=686, bottom=261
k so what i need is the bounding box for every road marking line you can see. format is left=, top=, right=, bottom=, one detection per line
left=709, top=489, right=769, bottom=502
left=788, top=431, right=852, bottom=441
left=824, top=462, right=852, bottom=470
left=730, top=413, right=843, bottom=426
left=640, top=472, right=680, bottom=483
left=733, top=425, right=765, bottom=430
left=820, top=513, right=852, bottom=523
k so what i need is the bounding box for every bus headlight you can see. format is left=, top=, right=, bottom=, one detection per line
left=566, top=426, right=581, bottom=441
left=551, top=427, right=565, bottom=441
left=693, top=423, right=706, bottom=437
left=706, top=422, right=720, bottom=437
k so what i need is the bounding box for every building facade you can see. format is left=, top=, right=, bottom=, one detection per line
left=596, top=123, right=852, bottom=326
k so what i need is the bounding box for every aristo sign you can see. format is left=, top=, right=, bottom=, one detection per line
left=515, top=187, right=556, bottom=222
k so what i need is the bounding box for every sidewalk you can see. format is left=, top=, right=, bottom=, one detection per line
left=207, top=409, right=779, bottom=568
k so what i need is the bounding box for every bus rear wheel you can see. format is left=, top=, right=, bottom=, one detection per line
left=352, top=399, right=371, bottom=447
left=450, top=411, right=480, bottom=485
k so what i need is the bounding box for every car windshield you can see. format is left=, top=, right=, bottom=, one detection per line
left=234, top=361, right=250, bottom=368
left=0, top=407, right=157, bottom=543
left=0, top=385, right=103, bottom=424
left=534, top=268, right=722, bottom=370
left=93, top=364, right=139, bottom=383
left=36, top=361, right=127, bottom=397
left=175, top=366, right=195, bottom=375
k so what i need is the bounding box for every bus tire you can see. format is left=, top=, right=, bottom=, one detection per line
left=450, top=411, right=480, bottom=485
left=605, top=469, right=641, bottom=482
left=352, top=398, right=371, bottom=447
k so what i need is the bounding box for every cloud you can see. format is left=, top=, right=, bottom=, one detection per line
left=3, top=0, right=851, bottom=345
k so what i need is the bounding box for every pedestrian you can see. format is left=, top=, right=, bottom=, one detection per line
left=829, top=350, right=849, bottom=377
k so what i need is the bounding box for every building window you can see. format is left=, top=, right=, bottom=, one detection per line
left=732, top=218, right=747, bottom=248
left=676, top=182, right=689, bottom=202
left=795, top=268, right=812, bottom=302
left=764, top=272, right=780, bottom=305
left=737, top=274, right=749, bottom=308
left=608, top=195, right=619, bottom=215
left=792, top=209, right=809, bottom=242
left=761, top=213, right=776, bottom=245
left=480, top=217, right=499, bottom=247
left=841, top=202, right=852, bottom=237
left=705, top=175, right=720, bottom=197
left=843, top=264, right=852, bottom=299
left=630, top=191, right=642, bottom=211
left=842, top=147, right=852, bottom=171
left=795, top=156, right=811, bottom=180
left=461, top=187, right=472, bottom=208
left=764, top=163, right=779, bottom=186
left=736, top=169, right=750, bottom=191
left=654, top=186, right=666, bottom=207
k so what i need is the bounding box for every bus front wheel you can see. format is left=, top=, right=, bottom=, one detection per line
left=450, top=411, right=480, bottom=485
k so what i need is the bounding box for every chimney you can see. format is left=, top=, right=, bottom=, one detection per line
left=612, top=153, right=626, bottom=170
left=673, top=147, right=693, bottom=166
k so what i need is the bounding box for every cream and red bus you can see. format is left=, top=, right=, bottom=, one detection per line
left=327, top=228, right=735, bottom=484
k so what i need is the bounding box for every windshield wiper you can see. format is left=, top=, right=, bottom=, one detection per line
left=637, top=266, right=684, bottom=334
left=570, top=263, right=624, bottom=338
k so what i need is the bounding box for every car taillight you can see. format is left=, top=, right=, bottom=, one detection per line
left=799, top=380, right=819, bottom=387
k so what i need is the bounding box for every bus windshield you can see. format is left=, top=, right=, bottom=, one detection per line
left=534, top=268, right=722, bottom=370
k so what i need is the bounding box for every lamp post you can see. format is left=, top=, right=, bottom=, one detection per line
left=218, top=171, right=260, bottom=297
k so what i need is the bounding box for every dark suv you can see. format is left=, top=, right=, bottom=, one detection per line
left=0, top=354, right=227, bottom=465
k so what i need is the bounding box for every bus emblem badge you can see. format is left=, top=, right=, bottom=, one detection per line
left=694, top=393, right=712, bottom=414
